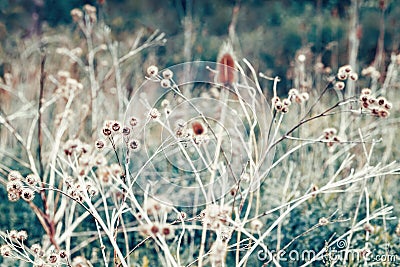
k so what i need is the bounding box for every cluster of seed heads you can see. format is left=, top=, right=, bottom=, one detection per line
left=6, top=171, right=37, bottom=202
left=272, top=88, right=309, bottom=113
left=70, top=4, right=97, bottom=23
left=322, top=128, right=342, bottom=147
left=361, top=66, right=381, bottom=79
left=1, top=231, right=68, bottom=265
left=1, top=230, right=28, bottom=258
left=334, top=64, right=358, bottom=90
left=200, top=204, right=231, bottom=230
left=99, top=118, right=141, bottom=153
left=55, top=71, right=83, bottom=99
left=145, top=66, right=177, bottom=121
left=137, top=198, right=175, bottom=240
left=63, top=139, right=91, bottom=156
left=359, top=88, right=392, bottom=118
left=64, top=177, right=99, bottom=201
left=138, top=223, right=175, bottom=240
left=31, top=248, right=68, bottom=266
left=147, top=65, right=174, bottom=88
left=95, top=163, right=124, bottom=186
left=174, top=120, right=209, bottom=145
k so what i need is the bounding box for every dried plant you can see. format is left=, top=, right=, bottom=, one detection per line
left=0, top=4, right=399, bottom=267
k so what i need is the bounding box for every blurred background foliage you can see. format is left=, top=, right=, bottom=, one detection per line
left=0, top=0, right=399, bottom=81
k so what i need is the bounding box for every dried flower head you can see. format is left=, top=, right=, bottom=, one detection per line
left=161, top=225, right=175, bottom=239
left=334, top=81, right=345, bottom=90
left=349, top=72, right=358, bottom=81
left=97, top=167, right=111, bottom=185
left=17, top=230, right=28, bottom=241
left=63, top=139, right=82, bottom=156
left=111, top=121, right=121, bottom=132
left=288, top=88, right=299, bottom=96
left=59, top=250, right=67, bottom=259
left=162, top=69, right=173, bottom=79
left=341, top=65, right=352, bottom=74
left=378, top=108, right=390, bottom=118
left=147, top=65, right=159, bottom=77
left=282, top=98, right=292, bottom=106
left=191, top=121, right=206, bottom=135
left=160, top=79, right=171, bottom=88
left=144, top=198, right=171, bottom=215
left=149, top=108, right=161, bottom=119
left=384, top=102, right=392, bottom=110
left=129, top=117, right=138, bottom=127
left=319, top=217, right=329, bottom=226
left=150, top=224, right=160, bottom=235
left=31, top=244, right=42, bottom=255
left=21, top=188, right=35, bottom=202
left=7, top=180, right=23, bottom=192
left=217, top=42, right=237, bottom=85
left=122, top=126, right=131, bottom=136
left=93, top=154, right=107, bottom=166
left=337, top=72, right=348, bottom=80
left=368, top=97, right=377, bottom=105
left=371, top=70, right=381, bottom=79
left=48, top=252, right=60, bottom=264
left=9, top=230, right=18, bottom=239
left=160, top=99, right=170, bottom=108
left=95, top=139, right=105, bottom=150
left=200, top=204, right=231, bottom=230
left=178, top=211, right=187, bottom=220
left=86, top=182, right=98, bottom=197
left=129, top=139, right=140, bottom=151
left=102, top=127, right=112, bottom=136
left=311, top=184, right=319, bottom=198
left=297, top=54, right=306, bottom=63
left=271, top=96, right=280, bottom=105
left=8, top=170, right=22, bottom=181
left=0, top=244, right=11, bottom=257
left=25, top=174, right=39, bottom=186
left=361, top=88, right=372, bottom=95
left=274, top=100, right=283, bottom=111
left=301, top=92, right=309, bottom=101
left=376, top=96, right=386, bottom=106
left=360, top=94, right=369, bottom=102
left=362, top=102, right=369, bottom=109
left=83, top=4, right=96, bottom=14
left=70, top=8, right=83, bottom=22
left=8, top=191, right=20, bottom=202
left=323, top=128, right=337, bottom=137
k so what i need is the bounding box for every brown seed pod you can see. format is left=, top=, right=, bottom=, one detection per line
left=191, top=121, right=205, bottom=135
